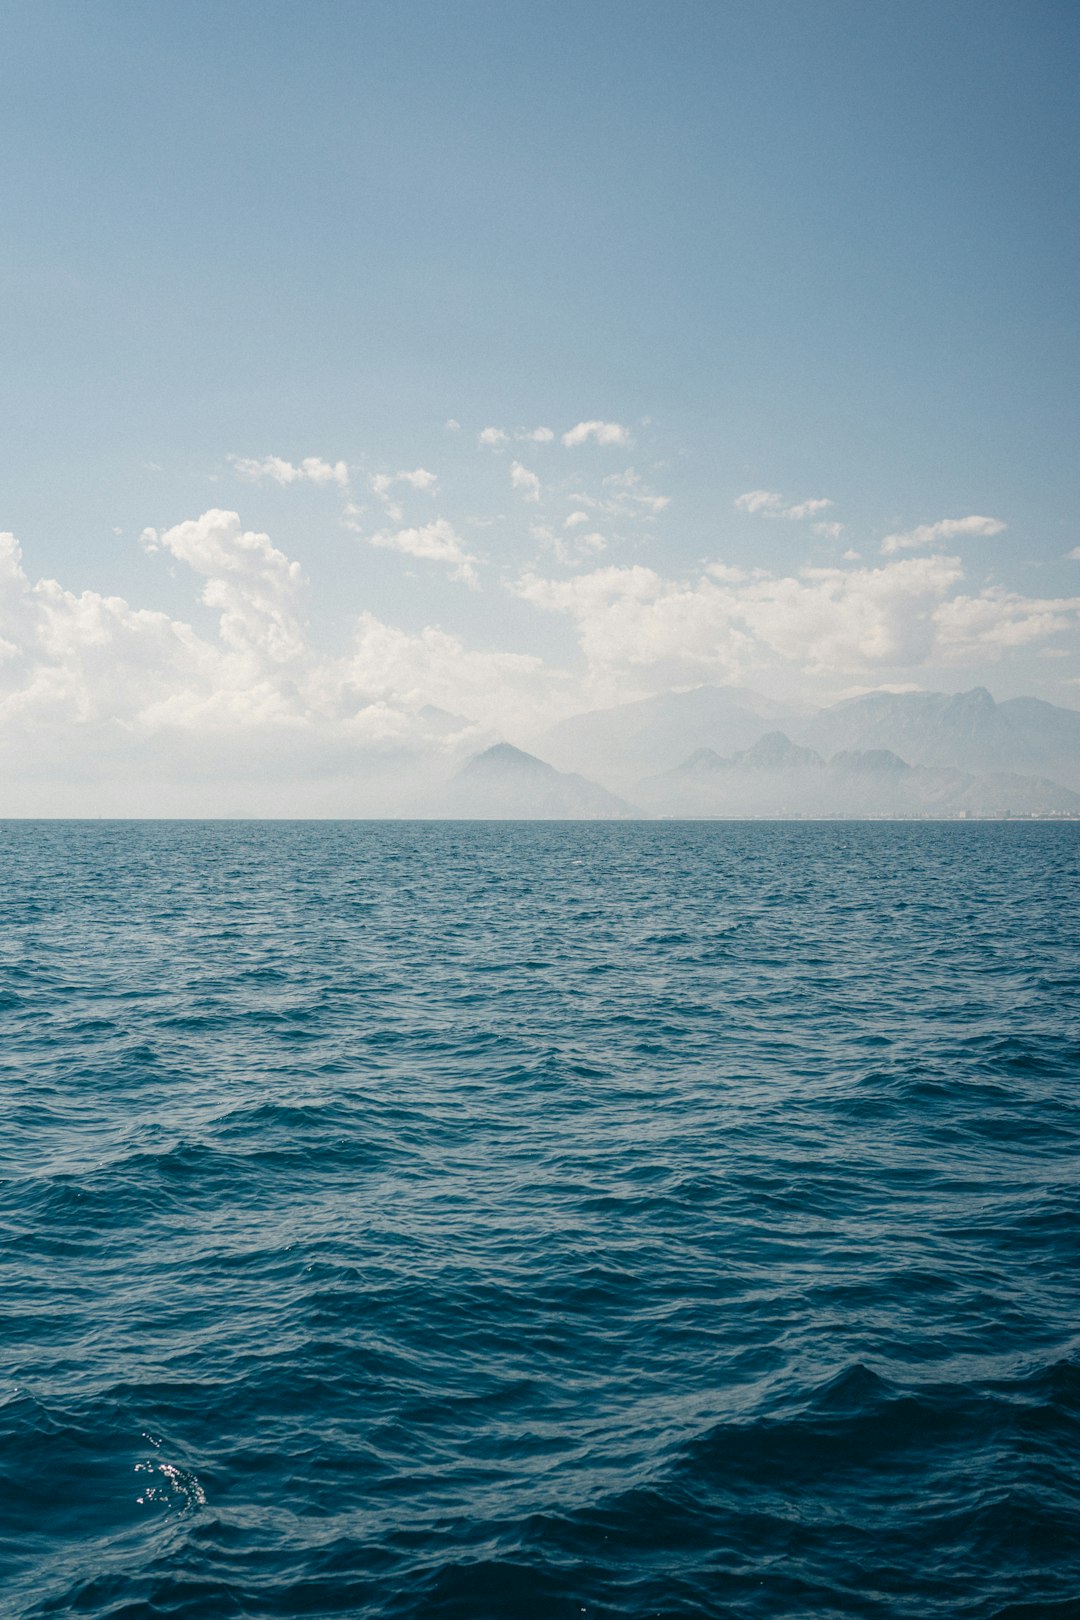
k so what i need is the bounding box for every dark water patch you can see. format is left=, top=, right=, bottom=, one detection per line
left=1, top=821, right=1078, bottom=1617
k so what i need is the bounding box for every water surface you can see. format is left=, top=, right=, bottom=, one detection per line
left=2, top=821, right=1078, bottom=1617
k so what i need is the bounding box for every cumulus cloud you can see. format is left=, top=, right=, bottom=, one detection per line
left=368, top=518, right=478, bottom=585
left=814, top=521, right=845, bottom=539
left=143, top=509, right=307, bottom=665
left=0, top=513, right=338, bottom=789
left=510, top=551, right=1080, bottom=692
left=565, top=511, right=589, bottom=529
left=478, top=426, right=509, bottom=447
left=934, top=587, right=1080, bottom=655
left=510, top=461, right=541, bottom=503
left=229, top=454, right=349, bottom=489
left=2, top=493, right=1079, bottom=813
left=881, top=514, right=1005, bottom=554
left=338, top=615, right=553, bottom=732
left=0, top=529, right=214, bottom=734
left=561, top=420, right=631, bottom=448
left=0, top=512, right=575, bottom=809
left=516, top=427, right=554, bottom=443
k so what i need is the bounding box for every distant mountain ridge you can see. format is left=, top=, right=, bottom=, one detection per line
left=414, top=686, right=1080, bottom=820
left=637, top=730, right=1080, bottom=819
left=799, top=686, right=1080, bottom=788
left=538, top=683, right=1080, bottom=797
left=538, top=685, right=803, bottom=787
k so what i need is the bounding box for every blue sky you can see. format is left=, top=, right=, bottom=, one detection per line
left=1, top=0, right=1078, bottom=805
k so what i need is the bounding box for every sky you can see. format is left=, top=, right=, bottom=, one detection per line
left=1, top=0, right=1079, bottom=809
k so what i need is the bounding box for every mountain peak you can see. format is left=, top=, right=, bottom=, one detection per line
left=463, top=742, right=546, bottom=774
left=677, top=747, right=728, bottom=773
left=954, top=686, right=995, bottom=709
left=442, top=743, right=634, bottom=818
left=800, top=684, right=1080, bottom=788
left=736, top=732, right=824, bottom=769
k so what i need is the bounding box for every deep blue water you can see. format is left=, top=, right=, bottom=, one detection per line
left=2, top=820, right=1079, bottom=1619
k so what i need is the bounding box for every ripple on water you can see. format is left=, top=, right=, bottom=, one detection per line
left=1, top=820, right=1078, bottom=1618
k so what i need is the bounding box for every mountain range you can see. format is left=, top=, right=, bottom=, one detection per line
left=635, top=731, right=1080, bottom=819
left=429, top=686, right=1080, bottom=819
left=537, top=684, right=803, bottom=788
left=799, top=686, right=1080, bottom=789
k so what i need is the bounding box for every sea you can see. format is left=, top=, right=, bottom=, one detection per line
left=2, top=819, right=1079, bottom=1619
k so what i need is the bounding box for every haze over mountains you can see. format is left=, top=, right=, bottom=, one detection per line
left=798, top=687, right=1080, bottom=790
left=538, top=685, right=804, bottom=789
left=635, top=731, right=1080, bottom=820
left=432, top=685, right=1080, bottom=819
left=432, top=743, right=634, bottom=820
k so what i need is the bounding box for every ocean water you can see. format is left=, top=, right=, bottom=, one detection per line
left=2, top=820, right=1079, bottom=1620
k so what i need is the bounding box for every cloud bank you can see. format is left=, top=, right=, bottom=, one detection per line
left=2, top=428, right=1077, bottom=810
left=512, top=552, right=1080, bottom=696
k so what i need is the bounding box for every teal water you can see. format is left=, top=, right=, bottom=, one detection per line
left=2, top=821, right=1079, bottom=1618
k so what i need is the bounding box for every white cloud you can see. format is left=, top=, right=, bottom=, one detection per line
left=814, top=521, right=845, bottom=539
left=445, top=418, right=461, bottom=432
left=736, top=490, right=833, bottom=521
left=510, top=461, right=541, bottom=503
left=881, top=514, right=1005, bottom=554
left=735, top=490, right=784, bottom=515
left=0, top=518, right=573, bottom=812
left=510, top=551, right=1080, bottom=691
left=934, top=587, right=1080, bottom=655
left=601, top=468, right=669, bottom=515
left=785, top=498, right=833, bottom=521
left=2, top=491, right=1078, bottom=812
left=531, top=522, right=608, bottom=567
left=478, top=426, right=509, bottom=447
left=516, top=427, right=555, bottom=443
left=1067, top=546, right=1080, bottom=561
left=371, top=468, right=438, bottom=496
left=0, top=513, right=334, bottom=784
left=561, top=420, right=631, bottom=448
left=0, top=529, right=215, bottom=732
left=367, top=468, right=439, bottom=522
left=561, top=471, right=668, bottom=533
left=229, top=454, right=349, bottom=489
left=339, top=614, right=554, bottom=732
left=143, top=509, right=307, bottom=665
left=368, top=518, right=479, bottom=585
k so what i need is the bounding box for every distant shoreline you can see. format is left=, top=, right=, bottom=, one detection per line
left=1, top=815, right=1078, bottom=826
